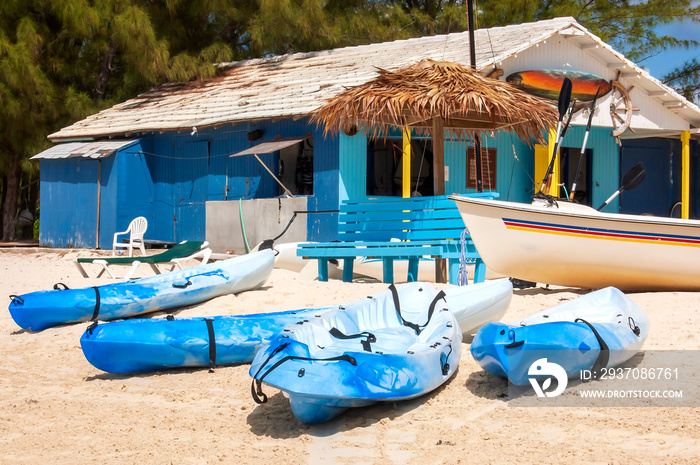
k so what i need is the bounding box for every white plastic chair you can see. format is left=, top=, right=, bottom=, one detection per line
left=112, top=216, right=148, bottom=256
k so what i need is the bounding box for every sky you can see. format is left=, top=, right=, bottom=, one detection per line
left=638, top=17, right=699, bottom=80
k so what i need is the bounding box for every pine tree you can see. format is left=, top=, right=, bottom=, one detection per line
left=0, top=0, right=239, bottom=240
left=1, top=0, right=697, bottom=240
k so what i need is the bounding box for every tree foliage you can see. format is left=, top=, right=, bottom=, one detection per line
left=0, top=0, right=697, bottom=240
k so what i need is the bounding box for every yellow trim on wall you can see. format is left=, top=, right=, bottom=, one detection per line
left=402, top=128, right=411, bottom=198
left=534, top=129, right=560, bottom=196
left=681, top=130, right=690, bottom=219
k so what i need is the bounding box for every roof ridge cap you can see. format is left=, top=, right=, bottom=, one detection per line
left=217, top=16, right=580, bottom=70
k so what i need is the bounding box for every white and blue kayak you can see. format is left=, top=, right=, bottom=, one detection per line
left=80, top=306, right=335, bottom=373
left=470, top=287, right=649, bottom=386
left=249, top=282, right=465, bottom=424
left=79, top=279, right=512, bottom=374
left=8, top=250, right=274, bottom=331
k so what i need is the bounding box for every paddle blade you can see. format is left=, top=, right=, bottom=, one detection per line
left=596, top=163, right=646, bottom=211
left=558, top=78, right=573, bottom=118
left=621, top=162, right=646, bottom=192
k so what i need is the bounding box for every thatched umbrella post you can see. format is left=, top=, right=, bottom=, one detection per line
left=432, top=116, right=445, bottom=195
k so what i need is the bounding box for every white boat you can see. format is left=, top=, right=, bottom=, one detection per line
left=448, top=195, right=700, bottom=291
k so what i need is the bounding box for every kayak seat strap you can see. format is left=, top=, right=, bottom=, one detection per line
left=203, top=318, right=217, bottom=372
left=389, top=284, right=447, bottom=335
left=329, top=327, right=376, bottom=352
left=575, top=318, right=610, bottom=375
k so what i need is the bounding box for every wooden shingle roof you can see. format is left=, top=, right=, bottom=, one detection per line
left=48, top=17, right=699, bottom=141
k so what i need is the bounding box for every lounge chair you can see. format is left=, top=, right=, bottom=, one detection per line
left=113, top=216, right=148, bottom=256
left=74, top=241, right=212, bottom=280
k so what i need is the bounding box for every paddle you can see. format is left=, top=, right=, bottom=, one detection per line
left=539, top=77, right=573, bottom=194
left=569, top=87, right=601, bottom=200
left=543, top=99, right=577, bottom=194
left=596, top=162, right=646, bottom=211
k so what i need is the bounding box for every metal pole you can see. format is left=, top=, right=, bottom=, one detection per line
left=467, top=0, right=477, bottom=69
left=467, top=0, right=483, bottom=192
left=96, top=160, right=101, bottom=249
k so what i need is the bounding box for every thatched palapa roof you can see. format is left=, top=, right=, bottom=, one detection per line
left=312, top=59, right=558, bottom=144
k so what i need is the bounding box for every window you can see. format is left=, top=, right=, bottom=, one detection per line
left=277, top=137, right=313, bottom=196
left=467, top=147, right=497, bottom=190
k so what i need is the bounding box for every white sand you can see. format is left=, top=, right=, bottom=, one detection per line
left=0, top=248, right=698, bottom=464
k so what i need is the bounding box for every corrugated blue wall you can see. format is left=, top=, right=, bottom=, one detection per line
left=39, top=158, right=101, bottom=248
left=39, top=140, right=158, bottom=250
left=140, top=118, right=340, bottom=243
left=110, top=140, right=152, bottom=250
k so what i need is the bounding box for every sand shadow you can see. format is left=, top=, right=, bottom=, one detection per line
left=466, top=352, right=648, bottom=403
left=82, top=362, right=247, bottom=381
left=513, top=286, right=589, bottom=297
left=465, top=370, right=510, bottom=400
left=247, top=369, right=456, bottom=438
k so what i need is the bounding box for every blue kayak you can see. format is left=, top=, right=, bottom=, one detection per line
left=81, top=306, right=336, bottom=373
left=80, top=278, right=512, bottom=374
left=470, top=287, right=649, bottom=386
left=8, top=250, right=274, bottom=331
left=249, top=282, right=463, bottom=424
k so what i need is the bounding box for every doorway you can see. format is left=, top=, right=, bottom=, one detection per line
left=367, top=138, right=433, bottom=197
left=560, top=147, right=592, bottom=205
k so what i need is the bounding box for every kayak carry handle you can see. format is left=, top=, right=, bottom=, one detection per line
left=9, top=295, right=24, bottom=305
left=504, top=329, right=525, bottom=348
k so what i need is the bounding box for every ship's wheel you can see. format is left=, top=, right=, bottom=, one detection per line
left=609, top=72, right=640, bottom=142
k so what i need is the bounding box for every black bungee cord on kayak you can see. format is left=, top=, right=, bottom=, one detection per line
left=574, top=318, right=610, bottom=377
left=81, top=287, right=103, bottom=334
left=91, top=287, right=101, bottom=321
left=203, top=318, right=217, bottom=372
left=389, top=284, right=447, bottom=335
left=250, top=342, right=357, bottom=404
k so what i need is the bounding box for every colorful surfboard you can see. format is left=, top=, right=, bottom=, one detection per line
left=506, top=70, right=612, bottom=101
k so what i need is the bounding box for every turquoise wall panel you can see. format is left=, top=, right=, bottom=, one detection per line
left=339, top=132, right=367, bottom=201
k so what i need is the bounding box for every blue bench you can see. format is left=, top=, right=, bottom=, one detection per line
left=297, top=194, right=494, bottom=285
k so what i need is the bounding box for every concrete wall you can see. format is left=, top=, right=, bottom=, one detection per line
left=206, top=197, right=308, bottom=253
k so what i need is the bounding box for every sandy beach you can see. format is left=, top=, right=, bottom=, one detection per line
left=1, top=247, right=699, bottom=464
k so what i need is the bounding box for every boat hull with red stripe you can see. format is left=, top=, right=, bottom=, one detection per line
left=448, top=195, right=700, bottom=291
